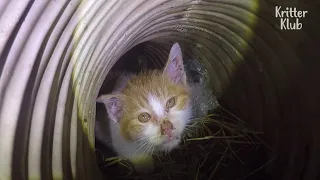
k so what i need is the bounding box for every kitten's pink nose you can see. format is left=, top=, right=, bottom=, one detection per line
left=160, top=119, right=174, bottom=139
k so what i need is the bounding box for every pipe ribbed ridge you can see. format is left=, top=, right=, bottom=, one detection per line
left=0, top=0, right=319, bottom=180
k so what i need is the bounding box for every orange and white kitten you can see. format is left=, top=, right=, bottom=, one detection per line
left=96, top=43, right=192, bottom=173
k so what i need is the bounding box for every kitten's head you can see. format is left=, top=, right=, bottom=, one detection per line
left=98, top=43, right=192, bottom=152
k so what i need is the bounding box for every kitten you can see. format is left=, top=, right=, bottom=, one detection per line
left=96, top=43, right=192, bottom=173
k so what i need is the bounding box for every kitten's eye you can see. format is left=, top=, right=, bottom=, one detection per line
left=138, top=112, right=151, bottom=123
left=166, top=97, right=176, bottom=109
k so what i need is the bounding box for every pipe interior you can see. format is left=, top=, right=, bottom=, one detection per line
left=89, top=1, right=320, bottom=179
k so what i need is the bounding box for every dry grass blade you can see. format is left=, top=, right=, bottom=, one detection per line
left=186, top=135, right=247, bottom=141
left=209, top=147, right=228, bottom=180
left=242, top=156, right=276, bottom=180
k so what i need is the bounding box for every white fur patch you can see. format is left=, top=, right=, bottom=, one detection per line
left=143, top=124, right=160, bottom=144
left=169, top=108, right=192, bottom=135
left=148, top=95, right=164, bottom=117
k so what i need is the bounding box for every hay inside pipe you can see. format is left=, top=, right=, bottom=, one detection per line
left=95, top=104, right=274, bottom=180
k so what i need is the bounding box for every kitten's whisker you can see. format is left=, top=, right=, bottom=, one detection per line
left=145, top=144, right=152, bottom=155
left=133, top=135, right=153, bottom=144
left=132, top=140, right=150, bottom=157
left=133, top=142, right=147, bottom=156
left=141, top=142, right=153, bottom=156
left=151, top=144, right=155, bottom=155
left=133, top=137, right=149, bottom=143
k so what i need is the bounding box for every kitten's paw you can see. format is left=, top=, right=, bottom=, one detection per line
left=130, top=155, right=154, bottom=174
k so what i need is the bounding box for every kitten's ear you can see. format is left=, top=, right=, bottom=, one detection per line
left=97, top=94, right=124, bottom=123
left=163, top=43, right=187, bottom=85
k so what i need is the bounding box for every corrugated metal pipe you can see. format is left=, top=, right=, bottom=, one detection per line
left=0, top=0, right=319, bottom=180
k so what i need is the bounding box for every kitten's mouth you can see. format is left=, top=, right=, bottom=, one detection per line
left=158, top=135, right=181, bottom=151
left=163, top=135, right=180, bottom=143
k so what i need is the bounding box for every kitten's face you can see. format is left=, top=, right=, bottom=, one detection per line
left=98, top=43, right=190, bottom=152
left=120, top=72, right=192, bottom=151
